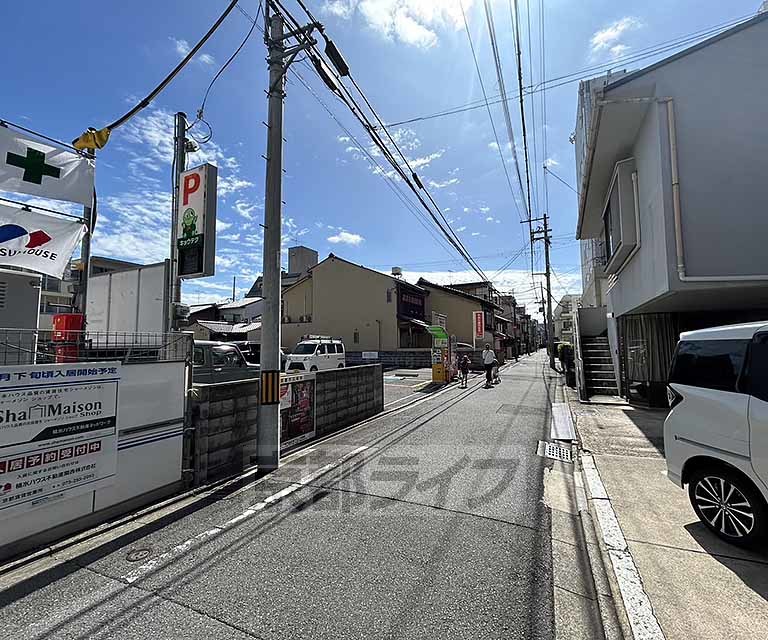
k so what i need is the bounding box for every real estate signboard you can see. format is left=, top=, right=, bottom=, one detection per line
left=280, top=372, right=316, bottom=450
left=0, top=362, right=120, bottom=520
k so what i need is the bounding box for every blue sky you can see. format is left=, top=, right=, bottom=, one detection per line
left=0, top=0, right=760, bottom=315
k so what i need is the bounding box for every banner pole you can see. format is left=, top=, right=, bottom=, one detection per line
left=78, top=150, right=94, bottom=321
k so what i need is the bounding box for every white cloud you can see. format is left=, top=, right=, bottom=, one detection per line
left=325, top=0, right=472, bottom=49
left=220, top=233, right=241, bottom=242
left=169, top=37, right=190, bottom=57
left=479, top=206, right=490, bottom=213
left=455, top=225, right=466, bottom=232
left=544, top=157, right=559, bottom=167
left=427, top=177, right=459, bottom=189
left=198, top=53, right=216, bottom=65
left=327, top=230, right=364, bottom=245
left=215, top=255, right=237, bottom=270
left=485, top=216, right=494, bottom=222
left=219, top=175, right=254, bottom=196
left=340, top=127, right=444, bottom=182
left=471, top=232, right=480, bottom=237
left=589, top=17, right=642, bottom=60
left=234, top=199, right=263, bottom=220
left=217, top=220, right=233, bottom=232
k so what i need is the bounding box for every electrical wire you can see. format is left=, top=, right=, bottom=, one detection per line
left=106, top=0, right=241, bottom=132
left=188, top=0, right=264, bottom=143
left=382, top=11, right=755, bottom=129
left=545, top=166, right=577, bottom=194
left=481, top=0, right=529, bottom=222
left=281, top=0, right=492, bottom=283
left=458, top=0, right=523, bottom=225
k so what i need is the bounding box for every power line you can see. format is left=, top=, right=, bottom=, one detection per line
left=544, top=166, right=577, bottom=193
left=382, top=12, right=755, bottom=129
left=271, top=0, right=492, bottom=283
left=458, top=0, right=523, bottom=224
left=481, top=0, right=529, bottom=222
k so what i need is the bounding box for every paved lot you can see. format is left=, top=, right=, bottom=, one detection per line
left=382, top=367, right=440, bottom=406
left=570, top=391, right=768, bottom=640
left=1, top=354, right=602, bottom=640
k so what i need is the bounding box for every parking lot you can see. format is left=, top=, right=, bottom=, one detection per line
left=382, top=368, right=437, bottom=407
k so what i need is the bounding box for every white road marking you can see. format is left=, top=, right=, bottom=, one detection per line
left=580, top=454, right=665, bottom=640
left=121, top=445, right=369, bottom=584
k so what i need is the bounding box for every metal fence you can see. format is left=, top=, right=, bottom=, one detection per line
left=0, top=328, right=193, bottom=366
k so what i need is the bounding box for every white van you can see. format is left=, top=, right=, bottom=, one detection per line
left=665, top=321, right=768, bottom=546
left=285, top=336, right=345, bottom=372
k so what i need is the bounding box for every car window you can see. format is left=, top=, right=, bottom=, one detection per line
left=193, top=346, right=205, bottom=366
left=293, top=343, right=316, bottom=355
left=317, top=344, right=326, bottom=355
left=669, top=339, right=749, bottom=393
left=337, top=343, right=344, bottom=354
left=212, top=346, right=242, bottom=367
left=748, top=334, right=768, bottom=402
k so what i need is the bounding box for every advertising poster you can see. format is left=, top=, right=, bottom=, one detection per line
left=280, top=374, right=316, bottom=450
left=0, top=362, right=120, bottom=520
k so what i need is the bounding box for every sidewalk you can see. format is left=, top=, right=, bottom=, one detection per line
left=567, top=389, right=768, bottom=640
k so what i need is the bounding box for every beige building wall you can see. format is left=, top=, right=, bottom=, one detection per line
left=424, top=287, right=488, bottom=345
left=282, top=257, right=400, bottom=352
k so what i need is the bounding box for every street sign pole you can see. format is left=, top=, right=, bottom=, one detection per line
left=168, top=112, right=186, bottom=332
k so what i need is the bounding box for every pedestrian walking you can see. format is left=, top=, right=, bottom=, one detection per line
left=492, top=358, right=501, bottom=385
left=459, top=354, right=470, bottom=388
left=482, top=343, right=495, bottom=388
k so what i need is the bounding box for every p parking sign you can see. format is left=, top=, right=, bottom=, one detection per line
left=176, top=163, right=217, bottom=278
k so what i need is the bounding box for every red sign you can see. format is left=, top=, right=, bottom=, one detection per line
left=474, top=311, right=484, bottom=339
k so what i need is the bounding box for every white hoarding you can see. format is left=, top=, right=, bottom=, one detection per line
left=0, top=362, right=120, bottom=520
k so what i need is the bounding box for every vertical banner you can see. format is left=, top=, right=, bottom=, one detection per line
left=474, top=311, right=485, bottom=340
left=0, top=362, right=120, bottom=521
left=177, top=163, right=217, bottom=279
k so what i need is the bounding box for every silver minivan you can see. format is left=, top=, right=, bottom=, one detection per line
left=665, top=322, right=768, bottom=546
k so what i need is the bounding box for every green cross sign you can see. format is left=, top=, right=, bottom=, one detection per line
left=6, top=147, right=61, bottom=184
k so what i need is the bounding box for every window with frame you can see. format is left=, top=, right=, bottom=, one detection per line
left=747, top=334, right=768, bottom=402
left=669, top=340, right=749, bottom=393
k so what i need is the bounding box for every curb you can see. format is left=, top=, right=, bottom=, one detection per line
left=563, top=386, right=666, bottom=640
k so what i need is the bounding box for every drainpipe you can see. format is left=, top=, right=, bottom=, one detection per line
left=596, top=96, right=768, bottom=282
left=375, top=319, right=382, bottom=351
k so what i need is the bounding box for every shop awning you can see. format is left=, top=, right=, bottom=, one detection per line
left=399, top=317, right=430, bottom=330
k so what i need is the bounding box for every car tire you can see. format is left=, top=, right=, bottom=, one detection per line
left=310, top=366, right=318, bottom=372
left=688, top=466, right=768, bottom=547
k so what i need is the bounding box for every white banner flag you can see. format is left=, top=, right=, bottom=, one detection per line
left=0, top=204, right=85, bottom=278
left=0, top=126, right=94, bottom=206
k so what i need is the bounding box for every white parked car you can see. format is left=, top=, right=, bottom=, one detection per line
left=285, top=336, right=345, bottom=372
left=665, top=321, right=768, bottom=546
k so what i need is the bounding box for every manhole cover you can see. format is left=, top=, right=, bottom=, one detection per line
left=126, top=548, right=152, bottom=563
left=537, top=440, right=573, bottom=463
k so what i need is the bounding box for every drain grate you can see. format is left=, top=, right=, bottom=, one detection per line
left=537, top=440, right=573, bottom=463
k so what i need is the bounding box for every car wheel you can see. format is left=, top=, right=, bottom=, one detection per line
left=310, top=366, right=318, bottom=372
left=688, top=467, right=768, bottom=546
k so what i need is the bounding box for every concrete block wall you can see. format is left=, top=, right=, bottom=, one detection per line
left=189, top=379, right=259, bottom=485
left=346, top=350, right=431, bottom=370
left=315, top=364, right=383, bottom=436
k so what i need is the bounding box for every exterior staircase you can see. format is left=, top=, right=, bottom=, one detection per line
left=581, top=336, right=619, bottom=397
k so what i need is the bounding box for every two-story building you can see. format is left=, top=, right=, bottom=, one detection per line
left=574, top=11, right=768, bottom=405
left=417, top=279, right=503, bottom=349
left=282, top=254, right=430, bottom=355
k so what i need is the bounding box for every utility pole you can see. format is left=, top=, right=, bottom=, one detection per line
left=543, top=213, right=555, bottom=370
left=526, top=213, right=555, bottom=369
left=168, top=111, right=187, bottom=332
left=257, top=6, right=288, bottom=472
left=232, top=275, right=236, bottom=302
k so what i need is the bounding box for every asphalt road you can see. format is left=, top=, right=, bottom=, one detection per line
left=0, top=353, right=599, bottom=639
